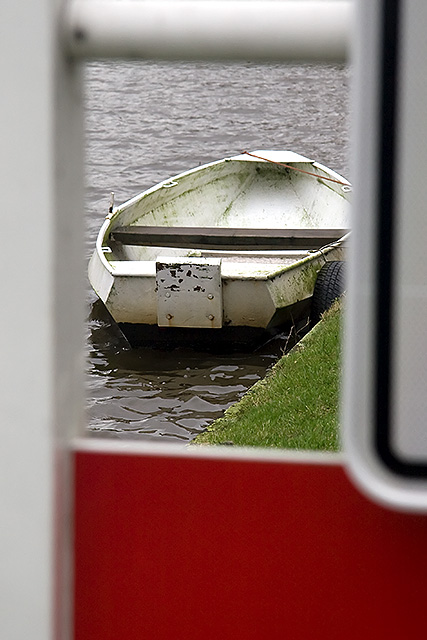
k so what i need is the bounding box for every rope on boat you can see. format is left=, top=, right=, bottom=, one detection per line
left=312, top=231, right=351, bottom=259
left=241, top=150, right=351, bottom=187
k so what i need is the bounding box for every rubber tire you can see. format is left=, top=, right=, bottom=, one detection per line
left=311, top=261, right=345, bottom=325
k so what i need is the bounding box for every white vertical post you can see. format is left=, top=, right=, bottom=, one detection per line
left=0, top=0, right=84, bottom=638
left=0, top=1, right=353, bottom=638
left=343, top=0, right=427, bottom=511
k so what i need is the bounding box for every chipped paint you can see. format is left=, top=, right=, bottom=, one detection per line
left=156, top=257, right=222, bottom=328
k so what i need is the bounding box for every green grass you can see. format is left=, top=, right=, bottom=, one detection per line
left=193, top=298, right=343, bottom=450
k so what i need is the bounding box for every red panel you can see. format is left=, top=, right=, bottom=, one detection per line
left=74, top=451, right=427, bottom=639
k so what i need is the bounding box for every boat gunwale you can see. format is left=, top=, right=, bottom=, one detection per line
left=102, top=235, right=348, bottom=281
left=93, top=151, right=350, bottom=279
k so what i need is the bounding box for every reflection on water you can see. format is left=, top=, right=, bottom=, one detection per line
left=87, top=302, right=293, bottom=442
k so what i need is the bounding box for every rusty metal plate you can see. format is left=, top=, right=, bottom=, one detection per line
left=156, top=257, right=222, bottom=328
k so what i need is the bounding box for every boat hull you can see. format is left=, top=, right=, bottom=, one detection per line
left=88, top=151, right=350, bottom=346
left=88, top=241, right=346, bottom=346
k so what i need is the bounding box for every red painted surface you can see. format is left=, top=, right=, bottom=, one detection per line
left=74, top=451, right=427, bottom=639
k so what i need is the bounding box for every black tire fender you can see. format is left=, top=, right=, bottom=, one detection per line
left=311, top=261, right=346, bottom=324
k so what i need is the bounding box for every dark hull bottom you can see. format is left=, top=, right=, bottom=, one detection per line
left=90, top=298, right=312, bottom=353
left=119, top=302, right=311, bottom=353
left=119, top=323, right=277, bottom=352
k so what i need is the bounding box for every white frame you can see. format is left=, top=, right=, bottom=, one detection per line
left=1, top=2, right=352, bottom=638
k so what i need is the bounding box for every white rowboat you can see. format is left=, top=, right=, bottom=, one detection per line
left=88, top=150, right=351, bottom=348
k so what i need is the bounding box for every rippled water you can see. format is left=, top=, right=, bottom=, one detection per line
left=84, top=61, right=350, bottom=442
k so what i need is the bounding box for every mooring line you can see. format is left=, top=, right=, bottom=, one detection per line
left=241, top=150, right=350, bottom=187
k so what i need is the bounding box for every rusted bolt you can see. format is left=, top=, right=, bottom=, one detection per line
left=166, top=313, right=173, bottom=320
left=207, top=294, right=214, bottom=300
left=208, top=315, right=214, bottom=321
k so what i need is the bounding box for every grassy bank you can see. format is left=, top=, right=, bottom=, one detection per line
left=193, top=298, right=343, bottom=450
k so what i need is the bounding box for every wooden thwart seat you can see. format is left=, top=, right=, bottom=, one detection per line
left=110, top=226, right=348, bottom=251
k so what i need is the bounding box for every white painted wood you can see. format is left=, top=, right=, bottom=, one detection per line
left=71, top=436, right=345, bottom=466
left=64, top=0, right=352, bottom=62
left=0, top=0, right=84, bottom=638
left=156, top=257, right=223, bottom=328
